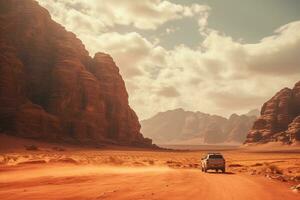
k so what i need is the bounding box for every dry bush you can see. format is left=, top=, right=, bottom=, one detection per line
left=148, top=160, right=155, bottom=165
left=263, top=164, right=283, bottom=175
left=165, top=160, right=183, bottom=168
left=0, top=155, right=7, bottom=164
left=107, top=156, right=124, bottom=165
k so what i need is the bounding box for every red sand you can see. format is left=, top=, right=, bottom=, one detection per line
left=0, top=134, right=299, bottom=200
left=0, top=164, right=299, bottom=200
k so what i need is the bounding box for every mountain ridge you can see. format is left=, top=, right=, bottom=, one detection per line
left=141, top=108, right=257, bottom=145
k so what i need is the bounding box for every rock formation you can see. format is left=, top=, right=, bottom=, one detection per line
left=245, top=81, right=300, bottom=145
left=140, top=109, right=257, bottom=144
left=0, top=0, right=152, bottom=147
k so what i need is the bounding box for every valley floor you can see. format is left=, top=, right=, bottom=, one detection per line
left=1, top=164, right=299, bottom=200
left=0, top=134, right=299, bottom=200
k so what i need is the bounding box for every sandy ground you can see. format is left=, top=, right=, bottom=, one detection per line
left=0, top=134, right=299, bottom=200
left=0, top=164, right=299, bottom=200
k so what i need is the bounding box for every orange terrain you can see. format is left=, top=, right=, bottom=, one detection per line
left=0, top=135, right=299, bottom=200
left=0, top=164, right=299, bottom=200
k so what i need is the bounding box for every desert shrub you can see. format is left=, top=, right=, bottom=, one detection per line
left=107, top=156, right=124, bottom=165
left=148, top=160, right=154, bottom=165
left=165, top=160, right=183, bottom=168
left=264, top=164, right=283, bottom=174
left=0, top=155, right=6, bottom=164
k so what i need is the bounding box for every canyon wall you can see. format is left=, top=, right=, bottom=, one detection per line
left=245, top=81, right=300, bottom=145
left=0, top=0, right=152, bottom=147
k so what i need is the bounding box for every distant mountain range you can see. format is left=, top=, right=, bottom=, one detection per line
left=141, top=109, right=258, bottom=145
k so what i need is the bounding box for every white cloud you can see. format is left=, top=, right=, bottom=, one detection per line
left=125, top=21, right=300, bottom=119
left=37, top=1, right=300, bottom=120
left=38, top=0, right=210, bottom=30
left=86, top=32, right=167, bottom=79
left=245, top=21, right=300, bottom=75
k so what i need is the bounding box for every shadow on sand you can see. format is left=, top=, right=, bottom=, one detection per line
left=206, top=171, right=235, bottom=175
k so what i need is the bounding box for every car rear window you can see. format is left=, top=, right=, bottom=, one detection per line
left=208, top=155, right=223, bottom=159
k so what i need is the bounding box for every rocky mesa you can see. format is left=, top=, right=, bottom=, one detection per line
left=141, top=109, right=257, bottom=145
left=245, top=81, right=300, bottom=145
left=0, top=0, right=152, bottom=147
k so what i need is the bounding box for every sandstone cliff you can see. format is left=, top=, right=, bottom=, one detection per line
left=0, top=0, right=152, bottom=147
left=140, top=109, right=257, bottom=144
left=245, top=81, right=300, bottom=145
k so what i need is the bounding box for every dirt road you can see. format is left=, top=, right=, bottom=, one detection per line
left=0, top=165, right=298, bottom=200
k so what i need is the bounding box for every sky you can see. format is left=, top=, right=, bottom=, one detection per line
left=37, top=0, right=300, bottom=120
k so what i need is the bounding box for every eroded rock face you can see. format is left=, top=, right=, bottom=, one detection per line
left=245, top=81, right=300, bottom=145
left=0, top=0, right=152, bottom=147
left=287, top=116, right=300, bottom=143
left=140, top=109, right=256, bottom=144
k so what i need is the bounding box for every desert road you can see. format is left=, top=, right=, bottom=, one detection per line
left=0, top=165, right=298, bottom=200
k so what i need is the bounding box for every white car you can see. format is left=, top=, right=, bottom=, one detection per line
left=201, top=153, right=226, bottom=173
